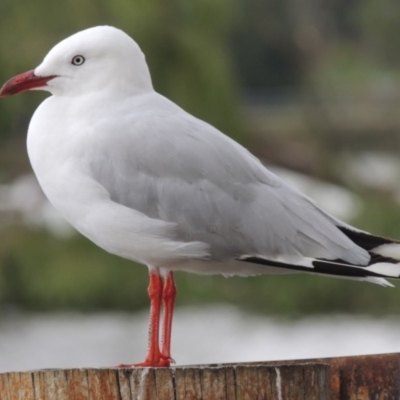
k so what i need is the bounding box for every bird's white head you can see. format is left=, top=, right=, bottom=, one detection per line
left=0, top=26, right=153, bottom=98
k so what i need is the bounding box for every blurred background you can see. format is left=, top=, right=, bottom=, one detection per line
left=2, top=0, right=400, bottom=371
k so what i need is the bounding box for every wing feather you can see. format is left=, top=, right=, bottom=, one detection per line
left=87, top=94, right=369, bottom=265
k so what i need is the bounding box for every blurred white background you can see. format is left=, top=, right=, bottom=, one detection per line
left=1, top=306, right=400, bottom=372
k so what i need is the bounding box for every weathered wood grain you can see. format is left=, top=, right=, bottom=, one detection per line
left=0, top=363, right=329, bottom=400
left=2, top=353, right=399, bottom=399
left=253, top=352, right=400, bottom=399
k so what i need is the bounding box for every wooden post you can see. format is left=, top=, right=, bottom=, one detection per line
left=0, top=363, right=329, bottom=400
left=260, top=352, right=400, bottom=399
left=0, top=353, right=399, bottom=399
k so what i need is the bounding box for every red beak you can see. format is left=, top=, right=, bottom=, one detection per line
left=0, top=70, right=57, bottom=97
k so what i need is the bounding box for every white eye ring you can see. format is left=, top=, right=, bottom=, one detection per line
left=71, top=55, right=85, bottom=66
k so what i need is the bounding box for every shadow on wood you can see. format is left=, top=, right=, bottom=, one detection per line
left=1, top=353, right=399, bottom=399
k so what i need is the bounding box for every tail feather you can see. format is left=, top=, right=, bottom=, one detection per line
left=239, top=227, right=400, bottom=286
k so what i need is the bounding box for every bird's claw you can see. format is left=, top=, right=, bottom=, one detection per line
left=116, top=355, right=173, bottom=368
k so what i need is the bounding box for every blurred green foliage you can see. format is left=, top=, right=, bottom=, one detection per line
left=0, top=0, right=243, bottom=144
left=1, top=0, right=400, bottom=317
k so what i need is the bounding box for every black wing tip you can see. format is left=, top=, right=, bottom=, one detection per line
left=338, top=226, right=399, bottom=250
left=240, top=256, right=400, bottom=280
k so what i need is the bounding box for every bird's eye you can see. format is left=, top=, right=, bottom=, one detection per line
left=71, top=55, right=85, bottom=66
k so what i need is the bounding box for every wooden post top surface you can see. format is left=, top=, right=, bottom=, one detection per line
left=1, top=352, right=399, bottom=400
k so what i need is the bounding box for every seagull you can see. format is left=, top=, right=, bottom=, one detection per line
left=1, top=26, right=400, bottom=368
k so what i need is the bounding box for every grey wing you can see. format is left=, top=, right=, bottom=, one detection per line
left=89, top=108, right=369, bottom=266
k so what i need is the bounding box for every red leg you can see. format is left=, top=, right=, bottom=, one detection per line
left=118, top=268, right=170, bottom=367
left=161, top=271, right=176, bottom=362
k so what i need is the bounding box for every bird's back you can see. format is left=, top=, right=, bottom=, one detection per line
left=74, top=92, right=370, bottom=266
